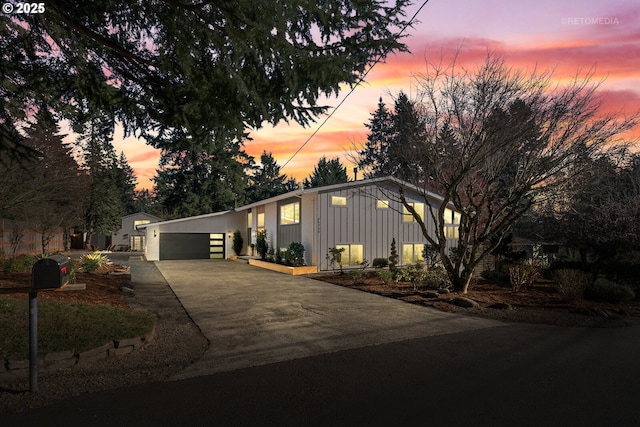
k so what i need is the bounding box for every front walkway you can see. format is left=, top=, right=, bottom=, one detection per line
left=154, top=260, right=504, bottom=379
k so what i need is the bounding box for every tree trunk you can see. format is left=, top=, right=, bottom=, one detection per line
left=451, top=269, right=473, bottom=294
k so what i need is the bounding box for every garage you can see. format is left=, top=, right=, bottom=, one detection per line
left=159, top=233, right=225, bottom=260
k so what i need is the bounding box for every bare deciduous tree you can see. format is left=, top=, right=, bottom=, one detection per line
left=392, top=53, right=638, bottom=293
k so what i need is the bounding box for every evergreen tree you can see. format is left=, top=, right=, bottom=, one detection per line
left=132, top=189, right=161, bottom=215
left=303, top=157, right=349, bottom=188
left=358, top=97, right=394, bottom=178
left=113, top=152, right=138, bottom=215
left=79, top=118, right=124, bottom=246
left=10, top=108, right=87, bottom=253
left=3, top=1, right=411, bottom=158
left=153, top=132, right=251, bottom=218
left=387, top=91, right=428, bottom=181
left=246, top=151, right=288, bottom=203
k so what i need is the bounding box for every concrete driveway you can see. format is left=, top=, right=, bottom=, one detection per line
left=155, top=260, right=503, bottom=379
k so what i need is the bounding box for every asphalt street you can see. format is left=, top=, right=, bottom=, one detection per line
left=2, top=322, right=640, bottom=426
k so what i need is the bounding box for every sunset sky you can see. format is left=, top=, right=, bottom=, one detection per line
left=109, top=0, right=640, bottom=190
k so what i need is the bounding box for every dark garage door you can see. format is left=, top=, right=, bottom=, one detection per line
left=159, top=233, right=225, bottom=260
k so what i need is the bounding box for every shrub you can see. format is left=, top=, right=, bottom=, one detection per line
left=480, top=269, right=510, bottom=286
left=327, top=247, right=345, bottom=272
left=585, top=278, right=635, bottom=303
left=232, top=230, right=243, bottom=256
left=256, top=230, right=268, bottom=260
left=285, top=242, right=305, bottom=267
left=509, top=260, right=543, bottom=292
left=80, top=251, right=111, bottom=272
left=377, top=269, right=393, bottom=285
left=266, top=246, right=275, bottom=262
left=554, top=269, right=591, bottom=301
left=599, top=252, right=640, bottom=286
left=348, top=269, right=366, bottom=285
left=0, top=254, right=38, bottom=273
left=372, top=258, right=389, bottom=269
left=423, top=266, right=451, bottom=289
left=388, top=238, right=398, bottom=272
left=275, top=249, right=284, bottom=264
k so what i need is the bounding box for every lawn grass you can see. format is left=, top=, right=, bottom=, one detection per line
left=0, top=297, right=156, bottom=360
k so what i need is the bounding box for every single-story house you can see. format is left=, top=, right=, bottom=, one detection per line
left=111, top=212, right=163, bottom=251
left=138, top=176, right=459, bottom=270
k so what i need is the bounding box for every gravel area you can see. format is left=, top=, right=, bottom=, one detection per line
left=0, top=259, right=209, bottom=414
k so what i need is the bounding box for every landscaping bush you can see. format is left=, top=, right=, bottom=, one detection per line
left=80, top=251, right=111, bottom=272
left=284, top=242, right=305, bottom=267
left=423, top=266, right=451, bottom=289
left=388, top=238, right=399, bottom=272
left=348, top=269, right=366, bottom=285
left=232, top=230, right=243, bottom=256
left=546, top=260, right=593, bottom=279
left=554, top=269, right=592, bottom=301
left=372, top=258, right=389, bottom=269
left=377, top=269, right=393, bottom=285
left=585, top=278, right=636, bottom=303
left=480, top=269, right=510, bottom=286
left=0, top=254, right=38, bottom=273
left=509, top=260, right=543, bottom=292
left=327, top=247, right=345, bottom=272
left=599, top=252, right=640, bottom=286
left=275, top=248, right=284, bottom=264
left=256, top=230, right=268, bottom=260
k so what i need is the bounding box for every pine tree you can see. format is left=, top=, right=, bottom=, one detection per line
left=113, top=152, right=138, bottom=215
left=153, top=132, right=252, bottom=218
left=387, top=92, right=428, bottom=181
left=79, top=118, right=125, bottom=246
left=11, top=108, right=87, bottom=253
left=303, top=157, right=349, bottom=189
left=3, top=1, right=411, bottom=158
left=358, top=97, right=393, bottom=178
left=246, top=151, right=288, bottom=203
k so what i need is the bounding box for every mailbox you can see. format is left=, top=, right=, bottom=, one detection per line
left=32, top=255, right=71, bottom=289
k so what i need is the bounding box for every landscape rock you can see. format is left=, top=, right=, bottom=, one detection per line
left=449, top=297, right=479, bottom=308
left=421, top=291, right=440, bottom=299
left=487, top=302, right=513, bottom=310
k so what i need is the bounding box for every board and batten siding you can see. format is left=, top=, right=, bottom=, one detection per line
left=317, top=183, right=440, bottom=270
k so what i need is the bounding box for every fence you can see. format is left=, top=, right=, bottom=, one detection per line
left=0, top=218, right=65, bottom=257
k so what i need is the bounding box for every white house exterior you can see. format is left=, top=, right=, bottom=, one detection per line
left=139, top=177, right=459, bottom=269
left=112, top=212, right=163, bottom=251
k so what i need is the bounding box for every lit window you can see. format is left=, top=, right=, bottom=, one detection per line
left=444, top=208, right=460, bottom=238
left=134, top=219, right=150, bottom=229
left=402, top=244, right=425, bottom=263
left=257, top=211, right=265, bottom=231
left=403, top=203, right=424, bottom=222
left=335, top=244, right=364, bottom=266
left=247, top=211, right=252, bottom=226
left=331, top=196, right=347, bottom=206
left=445, top=226, right=459, bottom=239
left=280, top=202, right=300, bottom=225
left=376, top=199, right=389, bottom=209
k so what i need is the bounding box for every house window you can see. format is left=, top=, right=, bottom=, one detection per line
left=376, top=199, right=389, bottom=209
left=331, top=196, right=347, bottom=206
left=402, top=244, right=425, bottom=264
left=444, top=208, right=461, bottom=238
left=257, top=207, right=265, bottom=232
left=403, top=202, right=424, bottom=222
left=130, top=235, right=145, bottom=251
left=335, top=244, right=364, bottom=266
left=280, top=202, right=300, bottom=225
left=133, top=219, right=150, bottom=229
